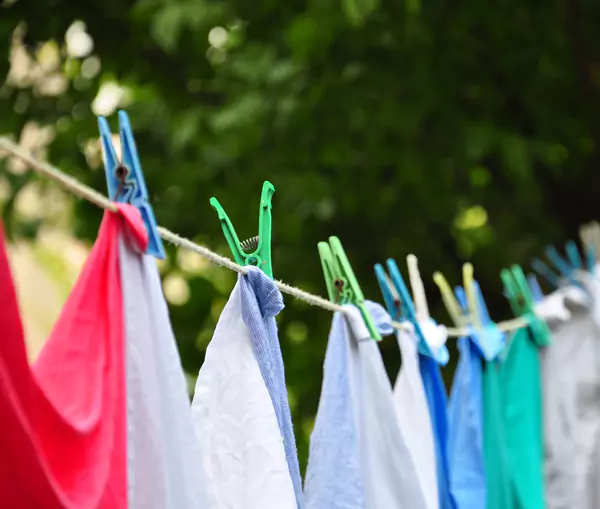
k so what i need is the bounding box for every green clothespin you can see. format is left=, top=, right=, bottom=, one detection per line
left=318, top=236, right=382, bottom=341
left=210, top=181, right=275, bottom=278
left=501, top=265, right=551, bottom=347
left=501, top=267, right=523, bottom=317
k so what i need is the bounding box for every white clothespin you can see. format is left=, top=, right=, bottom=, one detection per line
left=580, top=222, right=600, bottom=265
left=408, top=254, right=450, bottom=361
left=407, top=254, right=430, bottom=322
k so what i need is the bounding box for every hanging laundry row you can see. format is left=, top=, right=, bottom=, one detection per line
left=1, top=109, right=600, bottom=509
left=304, top=247, right=600, bottom=509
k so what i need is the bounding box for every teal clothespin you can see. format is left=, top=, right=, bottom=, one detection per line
left=319, top=236, right=381, bottom=341
left=531, top=258, right=561, bottom=288
left=565, top=240, right=582, bottom=270
left=568, top=239, right=596, bottom=274
left=501, top=265, right=551, bottom=347
left=534, top=242, right=586, bottom=290
left=545, top=244, right=572, bottom=279
left=210, top=181, right=275, bottom=278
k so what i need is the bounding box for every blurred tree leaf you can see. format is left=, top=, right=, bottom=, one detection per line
left=341, top=0, right=380, bottom=26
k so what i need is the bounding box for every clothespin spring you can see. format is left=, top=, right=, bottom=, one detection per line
left=113, top=164, right=129, bottom=201
left=333, top=278, right=345, bottom=304
left=240, top=236, right=262, bottom=268
left=240, top=236, right=259, bottom=252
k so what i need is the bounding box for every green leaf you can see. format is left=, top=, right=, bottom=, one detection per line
left=172, top=108, right=203, bottom=150
left=341, top=0, right=380, bottom=25
left=210, top=93, right=265, bottom=132
left=151, top=4, right=186, bottom=52
left=501, top=134, right=531, bottom=179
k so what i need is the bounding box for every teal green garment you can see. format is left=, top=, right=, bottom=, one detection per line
left=501, top=327, right=549, bottom=509
left=483, top=358, right=512, bottom=509
left=483, top=325, right=550, bottom=509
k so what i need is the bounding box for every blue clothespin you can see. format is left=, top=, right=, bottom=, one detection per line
left=531, top=258, right=561, bottom=288
left=534, top=243, right=586, bottom=290
left=374, top=262, right=402, bottom=320
left=98, top=110, right=165, bottom=259
left=565, top=240, right=582, bottom=270
left=527, top=274, right=544, bottom=303
left=375, top=258, right=449, bottom=364
left=453, top=287, right=469, bottom=320
left=545, top=244, right=572, bottom=279
left=473, top=282, right=492, bottom=324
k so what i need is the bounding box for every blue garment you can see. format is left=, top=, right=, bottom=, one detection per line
left=420, top=350, right=456, bottom=509
left=304, top=302, right=428, bottom=509
left=304, top=306, right=365, bottom=509
left=240, top=267, right=303, bottom=508
left=447, top=336, right=486, bottom=508
left=452, top=285, right=507, bottom=509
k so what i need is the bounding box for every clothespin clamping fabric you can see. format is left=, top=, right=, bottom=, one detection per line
left=532, top=241, right=593, bottom=289
left=531, top=258, right=560, bottom=289
left=319, top=236, right=381, bottom=340
left=546, top=244, right=581, bottom=288
left=98, top=110, right=165, bottom=259
left=433, top=271, right=466, bottom=329
left=210, top=181, right=275, bottom=278
left=453, top=264, right=505, bottom=361
left=375, top=258, right=449, bottom=363
left=501, top=265, right=551, bottom=347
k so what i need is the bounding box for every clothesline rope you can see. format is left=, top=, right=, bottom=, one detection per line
left=0, top=136, right=529, bottom=337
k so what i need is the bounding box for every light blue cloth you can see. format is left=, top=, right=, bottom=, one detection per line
left=448, top=285, right=506, bottom=509
left=447, top=335, right=486, bottom=508
left=303, top=301, right=428, bottom=509
left=420, top=347, right=456, bottom=509
left=240, top=267, right=303, bottom=508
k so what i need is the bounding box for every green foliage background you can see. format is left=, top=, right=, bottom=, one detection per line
left=2, top=0, right=600, bottom=468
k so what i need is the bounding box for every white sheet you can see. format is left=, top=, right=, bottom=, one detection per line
left=393, top=326, right=439, bottom=509
left=119, top=237, right=210, bottom=509
left=191, top=281, right=297, bottom=509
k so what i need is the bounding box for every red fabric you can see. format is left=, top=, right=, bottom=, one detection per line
left=0, top=205, right=147, bottom=508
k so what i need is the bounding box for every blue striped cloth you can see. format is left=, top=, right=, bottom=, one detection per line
left=240, top=267, right=303, bottom=508
left=303, top=301, right=429, bottom=509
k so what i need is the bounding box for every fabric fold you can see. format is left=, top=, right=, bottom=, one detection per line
left=119, top=226, right=210, bottom=509
left=191, top=267, right=299, bottom=509
left=482, top=309, right=549, bottom=509
left=448, top=335, right=486, bottom=509
left=501, top=326, right=548, bottom=509
left=540, top=274, right=600, bottom=509
left=303, top=302, right=428, bottom=509
left=482, top=354, right=512, bottom=509
left=393, top=325, right=439, bottom=509
left=239, top=268, right=302, bottom=505
left=417, top=319, right=456, bottom=509
left=0, top=204, right=209, bottom=509
left=0, top=208, right=131, bottom=509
